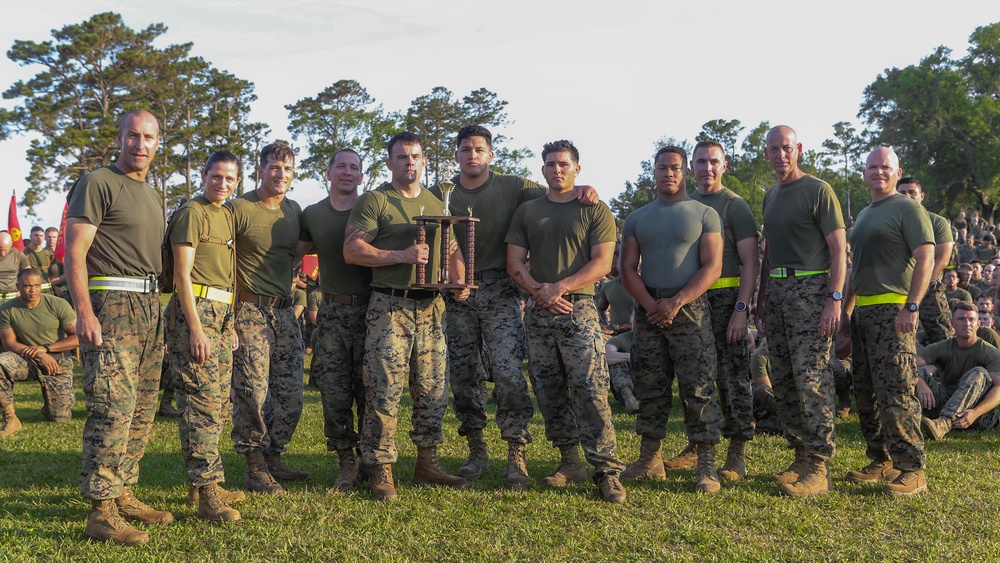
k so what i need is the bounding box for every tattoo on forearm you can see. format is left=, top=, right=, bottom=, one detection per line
left=345, top=225, right=374, bottom=244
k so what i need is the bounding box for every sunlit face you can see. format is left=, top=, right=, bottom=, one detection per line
left=693, top=146, right=727, bottom=192
left=201, top=161, right=240, bottom=205
left=541, top=150, right=580, bottom=193
left=984, top=264, right=995, bottom=280
left=897, top=182, right=923, bottom=202
left=327, top=151, right=364, bottom=195
left=386, top=142, right=425, bottom=186
left=978, top=309, right=993, bottom=328
left=654, top=151, right=687, bottom=199
left=863, top=148, right=901, bottom=195
left=258, top=155, right=295, bottom=198
left=117, top=113, right=160, bottom=175
left=16, top=272, right=43, bottom=306
left=952, top=308, right=979, bottom=339
left=765, top=128, right=801, bottom=177
left=45, top=230, right=58, bottom=249
left=29, top=230, right=44, bottom=248
left=456, top=136, right=494, bottom=178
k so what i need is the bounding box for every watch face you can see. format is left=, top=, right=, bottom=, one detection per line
left=906, top=303, right=919, bottom=312
left=830, top=291, right=843, bottom=301
left=735, top=301, right=748, bottom=311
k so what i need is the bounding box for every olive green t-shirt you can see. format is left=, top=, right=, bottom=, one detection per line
left=927, top=212, right=954, bottom=245
left=66, top=165, right=164, bottom=277
left=292, top=288, right=307, bottom=309
left=761, top=175, right=845, bottom=271
left=505, top=197, right=617, bottom=297
left=919, top=337, right=1000, bottom=395
left=307, top=290, right=320, bottom=313
left=24, top=248, right=54, bottom=282
left=978, top=327, right=1000, bottom=349
left=751, top=344, right=771, bottom=383
left=169, top=196, right=234, bottom=290
left=0, top=251, right=30, bottom=293
left=228, top=191, right=302, bottom=299
left=607, top=330, right=633, bottom=353
left=0, top=293, right=75, bottom=346
left=689, top=188, right=758, bottom=278
left=848, top=193, right=934, bottom=296
left=946, top=288, right=974, bottom=303
left=300, top=199, right=372, bottom=296
left=348, top=183, right=450, bottom=290
left=620, top=197, right=721, bottom=290
left=430, top=172, right=546, bottom=272
left=598, top=277, right=634, bottom=325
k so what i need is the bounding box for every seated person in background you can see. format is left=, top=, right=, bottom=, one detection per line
left=605, top=320, right=639, bottom=414
left=943, top=269, right=972, bottom=305
left=975, top=304, right=1000, bottom=348
left=957, top=265, right=981, bottom=301
left=917, top=302, right=1000, bottom=440
left=749, top=340, right=782, bottom=436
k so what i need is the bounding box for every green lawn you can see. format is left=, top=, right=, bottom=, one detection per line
left=2, top=360, right=999, bottom=562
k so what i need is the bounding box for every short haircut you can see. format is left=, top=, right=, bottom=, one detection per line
left=45, top=227, right=58, bottom=234
left=654, top=146, right=689, bottom=170
left=204, top=150, right=241, bottom=178
left=119, top=108, right=159, bottom=135
left=898, top=177, right=923, bottom=191
left=329, top=148, right=363, bottom=168
left=259, top=142, right=295, bottom=168
left=542, top=140, right=579, bottom=163
left=953, top=301, right=977, bottom=315
left=456, top=125, right=493, bottom=148
left=30, top=226, right=43, bottom=235
left=387, top=132, right=423, bottom=157
left=693, top=141, right=726, bottom=160
left=16, top=268, right=41, bottom=283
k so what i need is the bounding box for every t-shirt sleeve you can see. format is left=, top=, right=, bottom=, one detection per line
left=66, top=173, right=113, bottom=226
left=517, top=178, right=547, bottom=205
left=932, top=214, right=954, bottom=244
left=918, top=340, right=947, bottom=366
left=169, top=204, right=203, bottom=248
left=588, top=203, right=618, bottom=247
left=299, top=207, right=314, bottom=243
left=54, top=297, right=76, bottom=324
left=348, top=192, right=383, bottom=237
left=702, top=206, right=722, bottom=234
left=0, top=306, right=11, bottom=330
left=903, top=204, right=936, bottom=252
left=730, top=198, right=759, bottom=242
left=504, top=204, right=529, bottom=248
left=16, top=251, right=29, bottom=269
left=621, top=210, right=638, bottom=239
left=816, top=183, right=846, bottom=236
left=293, top=289, right=307, bottom=309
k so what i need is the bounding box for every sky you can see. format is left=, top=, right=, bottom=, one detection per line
left=2, top=0, right=999, bottom=227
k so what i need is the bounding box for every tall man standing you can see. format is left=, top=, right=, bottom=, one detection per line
left=229, top=142, right=309, bottom=495
left=297, top=148, right=372, bottom=492
left=842, top=147, right=934, bottom=497
left=165, top=150, right=242, bottom=521
left=345, top=132, right=469, bottom=501
left=506, top=140, right=626, bottom=503
left=897, top=177, right=955, bottom=344
left=431, top=125, right=597, bottom=489
left=619, top=146, right=725, bottom=493
left=754, top=125, right=847, bottom=497
left=673, top=140, right=760, bottom=481
left=66, top=108, right=169, bottom=546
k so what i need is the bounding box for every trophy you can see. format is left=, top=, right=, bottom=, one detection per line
left=414, top=170, right=479, bottom=289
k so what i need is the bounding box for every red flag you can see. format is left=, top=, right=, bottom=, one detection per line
left=302, top=254, right=320, bottom=280
left=7, top=192, right=24, bottom=251
left=54, top=201, right=69, bottom=262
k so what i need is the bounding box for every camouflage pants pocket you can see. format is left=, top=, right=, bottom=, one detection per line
left=82, top=338, right=123, bottom=413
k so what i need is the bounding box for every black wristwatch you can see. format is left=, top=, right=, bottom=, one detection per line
left=44, top=344, right=52, bottom=354
left=734, top=301, right=748, bottom=312
left=828, top=291, right=843, bottom=301
left=905, top=302, right=919, bottom=312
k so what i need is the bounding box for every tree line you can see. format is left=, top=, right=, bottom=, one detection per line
left=2, top=13, right=998, bottom=226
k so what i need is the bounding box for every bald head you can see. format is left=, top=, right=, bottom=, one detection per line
left=764, top=125, right=803, bottom=183
left=116, top=108, right=160, bottom=178
left=864, top=146, right=903, bottom=199
left=766, top=125, right=798, bottom=145
left=0, top=232, right=12, bottom=255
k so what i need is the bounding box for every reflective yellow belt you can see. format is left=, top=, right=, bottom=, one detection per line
left=88, top=275, right=157, bottom=293
left=188, top=283, right=235, bottom=305
left=856, top=293, right=908, bottom=307
left=40, top=283, right=51, bottom=290
left=0, top=291, right=17, bottom=300
left=709, top=276, right=740, bottom=290
left=769, top=268, right=829, bottom=279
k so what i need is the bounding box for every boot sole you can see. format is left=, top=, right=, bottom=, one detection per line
left=883, top=484, right=928, bottom=497
left=413, top=479, right=467, bottom=489
left=86, top=532, right=149, bottom=546
left=845, top=472, right=900, bottom=484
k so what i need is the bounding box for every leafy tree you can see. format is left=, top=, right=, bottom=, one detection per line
left=822, top=121, right=869, bottom=225
left=609, top=137, right=691, bottom=225
left=285, top=79, right=397, bottom=191
left=858, top=22, right=1000, bottom=221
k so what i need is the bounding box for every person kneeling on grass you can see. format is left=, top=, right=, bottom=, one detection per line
left=917, top=301, right=1000, bottom=440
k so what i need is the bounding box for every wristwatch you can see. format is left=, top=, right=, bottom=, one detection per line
left=905, top=302, right=919, bottom=312
left=828, top=291, right=843, bottom=301
left=734, top=301, right=748, bottom=312
left=44, top=344, right=51, bottom=354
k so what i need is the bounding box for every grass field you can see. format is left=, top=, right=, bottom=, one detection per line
left=2, top=357, right=1000, bottom=562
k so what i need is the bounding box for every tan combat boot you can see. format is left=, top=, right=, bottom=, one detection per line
left=85, top=499, right=149, bottom=546
left=503, top=443, right=530, bottom=490
left=541, top=445, right=589, bottom=488
left=458, top=429, right=489, bottom=480
left=0, top=403, right=22, bottom=438
left=662, top=441, right=697, bottom=470
left=773, top=446, right=810, bottom=485
left=116, top=486, right=174, bottom=525
left=198, top=484, right=241, bottom=523
left=621, top=437, right=666, bottom=482
left=694, top=443, right=721, bottom=494
left=620, top=387, right=640, bottom=414
left=244, top=450, right=284, bottom=495
left=596, top=473, right=627, bottom=503
left=845, top=459, right=900, bottom=484
left=921, top=416, right=952, bottom=441
left=883, top=469, right=927, bottom=497
left=779, top=457, right=831, bottom=497
left=330, top=449, right=360, bottom=493
left=371, top=463, right=397, bottom=501
left=719, top=438, right=748, bottom=482
left=188, top=483, right=245, bottom=506
left=264, top=452, right=310, bottom=481
left=413, top=446, right=467, bottom=488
